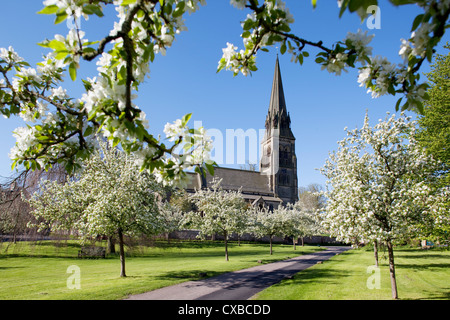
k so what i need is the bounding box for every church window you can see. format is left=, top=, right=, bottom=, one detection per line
left=278, top=169, right=290, bottom=185
left=279, top=147, right=290, bottom=167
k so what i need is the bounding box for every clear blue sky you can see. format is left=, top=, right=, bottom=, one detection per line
left=0, top=0, right=448, bottom=187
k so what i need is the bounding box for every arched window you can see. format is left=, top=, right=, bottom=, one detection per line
left=278, top=169, right=290, bottom=185
left=279, top=146, right=291, bottom=167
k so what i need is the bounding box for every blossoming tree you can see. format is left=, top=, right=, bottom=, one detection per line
left=27, top=138, right=167, bottom=277
left=220, top=0, right=449, bottom=113
left=0, top=0, right=448, bottom=181
left=251, top=205, right=288, bottom=255
left=320, top=112, right=450, bottom=299
left=1, top=0, right=214, bottom=187
left=284, top=202, right=322, bottom=249
left=184, top=179, right=248, bottom=261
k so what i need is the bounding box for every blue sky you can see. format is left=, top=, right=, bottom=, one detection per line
left=0, top=0, right=448, bottom=187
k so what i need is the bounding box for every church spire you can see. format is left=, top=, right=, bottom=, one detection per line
left=260, top=56, right=298, bottom=205
left=268, top=56, right=287, bottom=115
left=265, top=57, right=294, bottom=139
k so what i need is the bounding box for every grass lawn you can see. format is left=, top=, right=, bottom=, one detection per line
left=0, top=239, right=323, bottom=300
left=252, top=246, right=450, bottom=300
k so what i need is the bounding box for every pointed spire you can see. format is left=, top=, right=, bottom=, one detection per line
left=268, top=56, right=287, bottom=115
left=264, top=57, right=294, bottom=139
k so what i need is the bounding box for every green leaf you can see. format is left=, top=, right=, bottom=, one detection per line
left=395, top=98, right=403, bottom=111
left=173, top=1, right=185, bottom=18
left=122, top=0, right=137, bottom=5
left=83, top=4, right=104, bottom=17
left=411, top=14, right=424, bottom=32
left=415, top=100, right=424, bottom=115
left=311, top=0, right=317, bottom=9
left=339, top=0, right=350, bottom=18
left=280, top=42, right=287, bottom=55
left=37, top=5, right=59, bottom=15
left=182, top=113, right=192, bottom=126
left=84, top=126, right=94, bottom=137
left=37, top=135, right=50, bottom=141
left=55, top=51, right=69, bottom=60
left=242, top=31, right=251, bottom=38
left=205, top=162, right=215, bottom=176
left=54, top=11, right=68, bottom=24
left=243, top=19, right=254, bottom=31
left=11, top=160, right=17, bottom=171
left=48, top=39, right=67, bottom=52
left=69, top=62, right=77, bottom=81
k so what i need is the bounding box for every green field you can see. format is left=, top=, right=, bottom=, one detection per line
left=253, top=246, right=450, bottom=300
left=0, top=239, right=323, bottom=300
left=2, top=240, right=448, bottom=300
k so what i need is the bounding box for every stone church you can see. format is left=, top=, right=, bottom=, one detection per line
left=186, top=57, right=298, bottom=209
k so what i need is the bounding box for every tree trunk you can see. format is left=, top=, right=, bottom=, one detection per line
left=374, top=240, right=379, bottom=267
left=224, top=231, right=229, bottom=261
left=301, top=237, right=304, bottom=247
left=107, top=236, right=116, bottom=254
left=166, top=232, right=170, bottom=244
left=293, top=237, right=296, bottom=250
left=118, top=229, right=126, bottom=277
left=269, top=236, right=273, bottom=255
left=386, top=240, right=398, bottom=299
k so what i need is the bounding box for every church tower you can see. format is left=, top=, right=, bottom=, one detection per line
left=260, top=57, right=298, bottom=204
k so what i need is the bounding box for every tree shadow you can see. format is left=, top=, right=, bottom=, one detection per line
left=154, top=270, right=224, bottom=281
left=396, top=254, right=450, bottom=260
left=152, top=254, right=352, bottom=292
left=396, top=262, right=450, bottom=270
left=272, top=266, right=352, bottom=289
left=0, top=266, right=25, bottom=270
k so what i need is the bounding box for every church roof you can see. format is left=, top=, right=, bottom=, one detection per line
left=185, top=168, right=273, bottom=195
left=184, top=168, right=283, bottom=205
left=205, top=167, right=272, bottom=195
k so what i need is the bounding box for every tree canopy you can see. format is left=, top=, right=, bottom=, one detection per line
left=27, top=138, right=167, bottom=277
left=320, top=112, right=449, bottom=298
left=416, top=42, right=450, bottom=186
left=0, top=0, right=448, bottom=181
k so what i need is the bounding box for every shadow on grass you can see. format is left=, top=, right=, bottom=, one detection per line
left=396, top=262, right=450, bottom=270
left=154, top=270, right=225, bottom=281
left=153, top=268, right=301, bottom=290
left=396, top=254, right=450, bottom=260
left=418, top=290, right=450, bottom=300
left=152, top=249, right=349, bottom=292
left=268, top=267, right=353, bottom=293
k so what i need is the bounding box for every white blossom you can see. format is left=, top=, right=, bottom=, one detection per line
left=345, top=29, right=374, bottom=63
left=410, top=22, right=433, bottom=57
left=0, top=46, right=23, bottom=64
left=230, top=0, right=246, bottom=10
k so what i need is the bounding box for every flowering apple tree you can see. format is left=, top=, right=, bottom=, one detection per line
left=184, top=178, right=248, bottom=261
left=250, top=205, right=288, bottom=255
left=1, top=0, right=449, bottom=180
left=219, top=0, right=450, bottom=113
left=320, top=112, right=450, bottom=299
left=0, top=0, right=213, bottom=187
left=27, top=138, right=168, bottom=277
left=282, top=202, right=322, bottom=249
